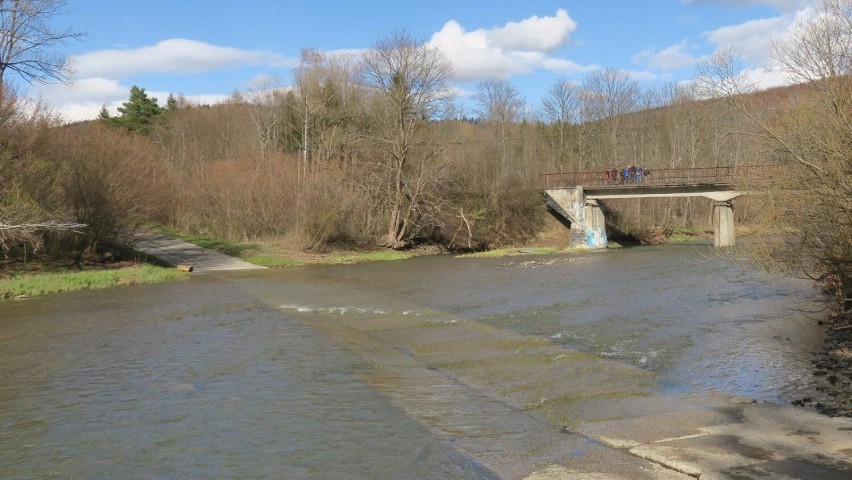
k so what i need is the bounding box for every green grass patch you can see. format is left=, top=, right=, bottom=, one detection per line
left=456, top=247, right=559, bottom=258
left=669, top=225, right=705, bottom=234
left=667, top=233, right=708, bottom=244
left=239, top=253, right=303, bottom=267
left=154, top=226, right=420, bottom=267
left=326, top=251, right=413, bottom=264
left=1, top=265, right=187, bottom=300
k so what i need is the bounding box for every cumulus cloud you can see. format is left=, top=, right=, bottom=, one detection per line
left=681, top=0, right=815, bottom=12
left=428, top=9, right=596, bottom=81
left=633, top=42, right=705, bottom=70
left=71, top=38, right=296, bottom=78
left=484, top=9, right=578, bottom=51
left=704, top=16, right=788, bottom=64
left=700, top=2, right=825, bottom=68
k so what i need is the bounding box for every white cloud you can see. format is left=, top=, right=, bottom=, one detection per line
left=245, top=73, right=279, bottom=90
left=39, top=77, right=127, bottom=104
left=682, top=0, right=815, bottom=12
left=485, top=9, right=577, bottom=51
left=71, top=38, right=296, bottom=78
left=738, top=66, right=793, bottom=89
left=428, top=10, right=596, bottom=81
left=702, top=3, right=824, bottom=66
left=624, top=69, right=668, bottom=82
left=705, top=16, right=788, bottom=64
left=633, top=42, right=705, bottom=71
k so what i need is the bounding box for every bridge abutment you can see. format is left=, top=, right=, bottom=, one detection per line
left=545, top=187, right=608, bottom=249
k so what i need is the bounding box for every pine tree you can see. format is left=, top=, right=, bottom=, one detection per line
left=97, top=105, right=110, bottom=121
left=166, top=93, right=178, bottom=112
left=113, top=86, right=165, bottom=134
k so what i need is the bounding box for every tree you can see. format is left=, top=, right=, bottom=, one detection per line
left=540, top=78, right=580, bottom=171
left=580, top=69, right=639, bottom=166
left=97, top=105, right=109, bottom=121
left=0, top=0, right=84, bottom=85
left=696, top=0, right=851, bottom=324
left=360, top=30, right=454, bottom=249
left=473, top=78, right=525, bottom=182
left=166, top=93, right=178, bottom=112
left=112, top=85, right=165, bottom=134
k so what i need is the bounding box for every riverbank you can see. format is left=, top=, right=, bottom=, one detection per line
left=794, top=325, right=852, bottom=417
left=0, top=264, right=187, bottom=300
left=152, top=226, right=426, bottom=267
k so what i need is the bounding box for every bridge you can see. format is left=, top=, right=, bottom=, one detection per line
left=544, top=166, right=766, bottom=249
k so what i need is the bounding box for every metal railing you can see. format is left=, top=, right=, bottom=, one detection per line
left=543, top=166, right=777, bottom=189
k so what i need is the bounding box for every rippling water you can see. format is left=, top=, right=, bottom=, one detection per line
left=0, top=245, right=823, bottom=478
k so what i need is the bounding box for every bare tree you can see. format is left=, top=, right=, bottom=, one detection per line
left=0, top=0, right=84, bottom=85
left=697, top=0, right=851, bottom=324
left=580, top=69, right=639, bottom=166
left=473, top=78, right=525, bottom=181
left=540, top=78, right=580, bottom=171
left=361, top=30, right=454, bottom=248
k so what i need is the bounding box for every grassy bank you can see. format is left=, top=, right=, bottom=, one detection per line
left=1, top=265, right=188, bottom=300
left=154, top=226, right=418, bottom=267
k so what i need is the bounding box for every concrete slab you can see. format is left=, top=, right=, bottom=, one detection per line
left=609, top=403, right=852, bottom=479
left=131, top=233, right=267, bottom=273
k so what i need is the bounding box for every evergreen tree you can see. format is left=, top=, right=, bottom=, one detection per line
left=166, top=93, right=178, bottom=112
left=113, top=85, right=165, bottom=134
left=97, top=105, right=110, bottom=121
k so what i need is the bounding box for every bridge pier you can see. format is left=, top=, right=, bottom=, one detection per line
left=545, top=187, right=608, bottom=249
left=713, top=200, right=736, bottom=248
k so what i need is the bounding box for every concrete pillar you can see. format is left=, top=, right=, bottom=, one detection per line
left=713, top=200, right=735, bottom=247
left=544, top=187, right=608, bottom=249
left=582, top=200, right=608, bottom=249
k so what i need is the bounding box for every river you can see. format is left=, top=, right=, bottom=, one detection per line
left=0, top=245, right=824, bottom=479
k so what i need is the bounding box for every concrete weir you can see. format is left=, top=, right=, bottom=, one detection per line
left=545, top=186, right=742, bottom=249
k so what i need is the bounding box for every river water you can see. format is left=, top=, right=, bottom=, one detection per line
left=0, top=245, right=824, bottom=479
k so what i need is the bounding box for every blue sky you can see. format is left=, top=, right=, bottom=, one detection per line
left=32, top=0, right=819, bottom=121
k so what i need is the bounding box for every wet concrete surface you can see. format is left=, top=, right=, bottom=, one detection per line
left=131, top=233, right=266, bottom=273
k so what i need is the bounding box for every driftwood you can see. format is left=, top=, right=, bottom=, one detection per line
left=176, top=265, right=193, bottom=272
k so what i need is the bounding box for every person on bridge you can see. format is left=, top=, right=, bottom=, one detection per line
left=623, top=167, right=630, bottom=184
left=605, top=168, right=612, bottom=185
left=629, top=165, right=637, bottom=183
left=637, top=166, right=645, bottom=183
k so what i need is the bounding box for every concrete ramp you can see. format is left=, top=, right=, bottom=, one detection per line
left=132, top=234, right=267, bottom=273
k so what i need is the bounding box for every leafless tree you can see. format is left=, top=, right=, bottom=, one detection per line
left=361, top=30, right=454, bottom=248
left=0, top=0, right=84, bottom=85
left=580, top=69, right=639, bottom=166
left=540, top=78, right=580, bottom=171
left=473, top=78, right=525, bottom=181
left=697, top=0, right=851, bottom=324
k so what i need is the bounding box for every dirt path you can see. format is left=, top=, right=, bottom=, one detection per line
left=132, top=234, right=266, bottom=273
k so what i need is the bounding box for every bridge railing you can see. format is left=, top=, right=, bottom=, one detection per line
left=543, top=166, right=775, bottom=189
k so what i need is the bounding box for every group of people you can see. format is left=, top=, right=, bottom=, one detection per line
left=604, top=166, right=650, bottom=185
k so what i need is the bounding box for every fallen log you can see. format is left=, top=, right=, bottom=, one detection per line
left=176, top=265, right=193, bottom=272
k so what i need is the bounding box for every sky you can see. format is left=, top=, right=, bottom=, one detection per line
left=29, top=0, right=822, bottom=122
